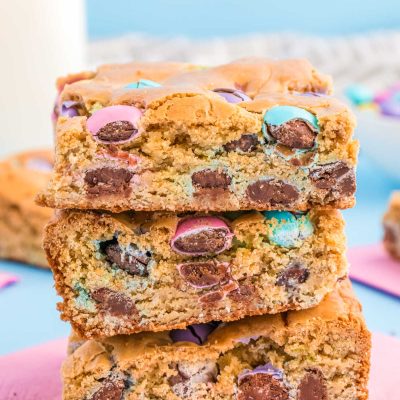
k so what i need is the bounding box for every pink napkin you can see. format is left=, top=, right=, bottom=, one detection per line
left=0, top=272, right=19, bottom=290
left=349, top=243, right=400, bottom=297
left=0, top=333, right=398, bottom=399
left=0, top=338, right=66, bottom=400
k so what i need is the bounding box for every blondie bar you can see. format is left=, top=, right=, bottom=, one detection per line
left=38, top=58, right=358, bottom=212
left=44, top=208, right=347, bottom=337
left=62, top=278, right=370, bottom=400
left=0, top=150, right=53, bottom=267
left=383, top=191, right=400, bottom=260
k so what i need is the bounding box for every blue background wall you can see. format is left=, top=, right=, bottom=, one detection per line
left=86, top=0, right=400, bottom=39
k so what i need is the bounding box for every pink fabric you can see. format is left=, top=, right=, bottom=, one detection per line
left=0, top=338, right=66, bottom=400
left=0, top=333, right=398, bottom=399
left=369, top=332, right=400, bottom=399
left=349, top=243, right=400, bottom=297
left=0, top=272, right=19, bottom=290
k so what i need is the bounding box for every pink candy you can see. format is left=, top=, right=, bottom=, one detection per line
left=86, top=105, right=142, bottom=143
left=170, top=216, right=234, bottom=256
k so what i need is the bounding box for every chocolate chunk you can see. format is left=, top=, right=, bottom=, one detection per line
left=168, top=367, right=189, bottom=387
left=173, top=228, right=230, bottom=255
left=309, top=162, right=356, bottom=196
left=84, top=167, right=133, bottom=197
left=169, top=361, right=218, bottom=398
left=97, top=121, right=136, bottom=142
left=228, top=283, right=256, bottom=302
left=88, top=377, right=125, bottom=400
left=238, top=372, right=289, bottom=400
left=268, top=119, right=317, bottom=149
left=91, top=288, right=137, bottom=317
left=223, top=134, right=259, bottom=153
left=192, top=169, right=231, bottom=190
left=276, top=261, right=310, bottom=288
left=246, top=179, right=299, bottom=207
left=178, top=261, right=230, bottom=288
left=101, top=239, right=150, bottom=277
left=297, top=370, right=328, bottom=400
left=199, top=291, right=224, bottom=304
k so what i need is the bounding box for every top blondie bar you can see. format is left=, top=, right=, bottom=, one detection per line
left=38, top=58, right=358, bottom=212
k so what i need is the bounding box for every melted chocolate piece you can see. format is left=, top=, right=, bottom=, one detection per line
left=276, top=261, right=310, bottom=288
left=178, top=261, right=230, bottom=288
left=88, top=377, right=126, bottom=400
left=297, top=370, right=328, bottom=400
left=228, top=283, right=257, bottom=302
left=173, top=228, right=229, bottom=255
left=268, top=119, right=317, bottom=149
left=97, top=121, right=136, bottom=142
left=191, top=169, right=231, bottom=190
left=199, top=291, right=224, bottom=304
left=246, top=179, right=299, bottom=207
left=309, top=161, right=356, bottom=197
left=101, top=239, right=150, bottom=277
left=238, top=372, right=289, bottom=400
left=91, top=288, right=137, bottom=317
left=84, top=167, right=133, bottom=197
left=223, top=134, right=259, bottom=153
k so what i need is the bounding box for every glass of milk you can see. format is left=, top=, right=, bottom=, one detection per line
left=0, top=0, right=86, bottom=156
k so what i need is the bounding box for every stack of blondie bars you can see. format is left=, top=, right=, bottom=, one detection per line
left=39, top=58, right=371, bottom=399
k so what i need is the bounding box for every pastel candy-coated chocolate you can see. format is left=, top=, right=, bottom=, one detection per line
left=125, top=79, right=161, bottom=89
left=60, top=100, right=79, bottom=118
left=264, top=211, right=314, bottom=248
left=380, top=99, right=400, bottom=117
left=171, top=216, right=233, bottom=256
left=296, top=213, right=314, bottom=239
left=263, top=105, right=319, bottom=135
left=345, top=84, right=374, bottom=106
left=169, top=323, right=217, bottom=345
left=264, top=211, right=299, bottom=248
left=86, top=105, right=142, bottom=137
left=238, top=363, right=284, bottom=383
left=213, top=88, right=251, bottom=103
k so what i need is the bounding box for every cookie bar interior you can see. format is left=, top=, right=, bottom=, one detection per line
left=0, top=150, right=53, bottom=267
left=38, top=58, right=358, bottom=212
left=62, top=279, right=370, bottom=400
left=44, top=208, right=347, bottom=337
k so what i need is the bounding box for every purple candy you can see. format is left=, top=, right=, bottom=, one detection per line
left=238, top=363, right=284, bottom=384
left=380, top=99, right=400, bottom=118
left=213, top=88, right=251, bottom=104
left=170, top=323, right=218, bottom=345
left=60, top=100, right=79, bottom=117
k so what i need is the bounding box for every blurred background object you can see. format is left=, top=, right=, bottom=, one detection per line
left=0, top=0, right=86, bottom=156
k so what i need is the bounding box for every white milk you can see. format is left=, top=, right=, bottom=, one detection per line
left=0, top=0, right=86, bottom=156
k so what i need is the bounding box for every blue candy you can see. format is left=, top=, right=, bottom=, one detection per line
left=262, top=105, right=319, bottom=138
left=125, top=79, right=161, bottom=89
left=345, top=84, right=374, bottom=106
left=263, top=211, right=314, bottom=248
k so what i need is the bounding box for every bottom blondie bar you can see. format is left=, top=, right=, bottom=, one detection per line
left=383, top=191, right=400, bottom=260
left=62, top=279, right=370, bottom=400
